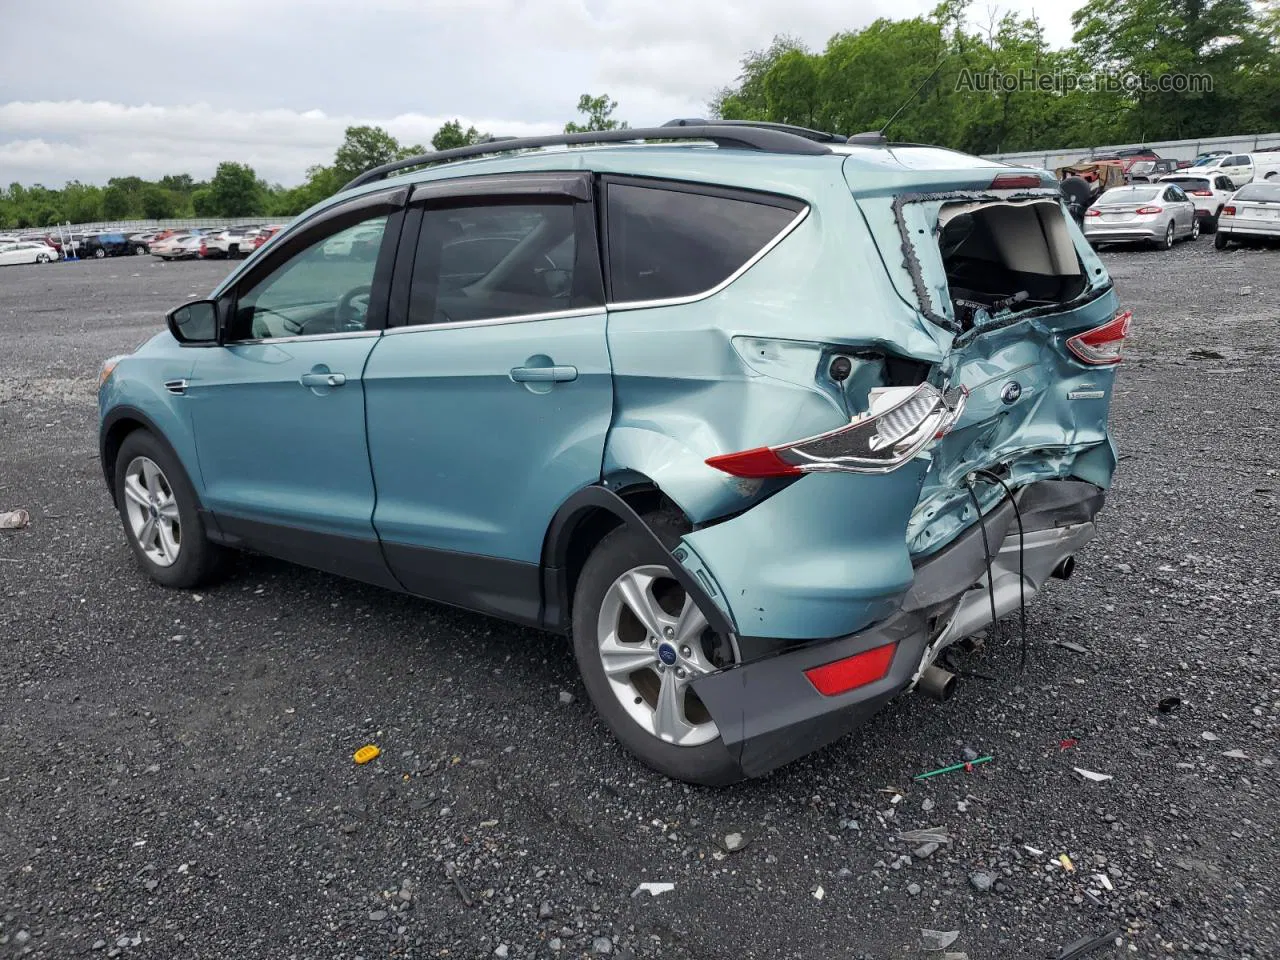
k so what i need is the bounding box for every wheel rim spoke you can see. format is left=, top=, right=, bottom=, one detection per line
left=158, top=498, right=180, bottom=521
left=138, top=516, right=158, bottom=551
left=123, top=476, right=150, bottom=509
left=156, top=521, right=180, bottom=564
left=615, top=570, right=665, bottom=638
left=652, top=669, right=696, bottom=744
left=672, top=594, right=708, bottom=651
left=141, top=458, right=161, bottom=492
left=599, top=634, right=657, bottom=677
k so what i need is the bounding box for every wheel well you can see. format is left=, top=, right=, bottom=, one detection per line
left=100, top=417, right=148, bottom=504
left=555, top=484, right=680, bottom=627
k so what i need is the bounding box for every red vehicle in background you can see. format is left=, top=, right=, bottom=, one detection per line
left=251, top=224, right=284, bottom=251
left=1076, top=146, right=1161, bottom=175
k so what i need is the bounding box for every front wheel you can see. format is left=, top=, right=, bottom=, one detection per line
left=36, top=253, right=50, bottom=263
left=134, top=245, right=147, bottom=256
left=1161, top=222, right=1175, bottom=250
left=93, top=247, right=106, bottom=259
left=572, top=515, right=743, bottom=786
left=114, top=430, right=228, bottom=589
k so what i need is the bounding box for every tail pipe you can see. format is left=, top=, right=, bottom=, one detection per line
left=917, top=664, right=957, bottom=702
left=1051, top=555, right=1076, bottom=581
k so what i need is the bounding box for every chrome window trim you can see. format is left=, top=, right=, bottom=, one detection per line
left=384, top=305, right=604, bottom=336
left=604, top=203, right=810, bottom=312
left=223, top=329, right=384, bottom=347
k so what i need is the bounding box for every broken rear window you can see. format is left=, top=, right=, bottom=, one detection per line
left=936, top=200, right=1087, bottom=329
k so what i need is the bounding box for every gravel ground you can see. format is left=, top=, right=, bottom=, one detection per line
left=1, top=244, right=1277, bottom=960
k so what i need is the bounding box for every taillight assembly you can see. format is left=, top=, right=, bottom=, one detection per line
left=1222, top=205, right=1236, bottom=216
left=1085, top=208, right=1101, bottom=217
left=990, top=173, right=1044, bottom=190
left=804, top=642, right=897, bottom=696
left=1066, top=310, right=1132, bottom=366
left=705, top=382, right=968, bottom=478
left=1191, top=190, right=1212, bottom=196
left=199, top=242, right=208, bottom=256
left=1134, top=206, right=1163, bottom=215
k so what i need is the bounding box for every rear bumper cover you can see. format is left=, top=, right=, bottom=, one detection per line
left=690, top=478, right=1104, bottom=778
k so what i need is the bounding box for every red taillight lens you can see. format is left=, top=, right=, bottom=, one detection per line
left=705, top=383, right=968, bottom=478
left=1134, top=206, right=1163, bottom=215
left=1085, top=208, right=1101, bottom=217
left=804, top=643, right=897, bottom=697
left=990, top=173, right=1043, bottom=190
left=1222, top=205, right=1235, bottom=216
left=1066, top=310, right=1132, bottom=366
left=1191, top=190, right=1212, bottom=196
left=199, top=242, right=207, bottom=255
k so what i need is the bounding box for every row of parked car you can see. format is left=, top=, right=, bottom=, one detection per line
left=1078, top=176, right=1280, bottom=250
left=0, top=224, right=286, bottom=266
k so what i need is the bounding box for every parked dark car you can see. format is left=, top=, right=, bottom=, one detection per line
left=80, top=232, right=150, bottom=258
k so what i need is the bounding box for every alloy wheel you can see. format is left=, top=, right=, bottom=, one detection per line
left=122, top=456, right=182, bottom=567
left=1164, top=223, right=1174, bottom=249
left=1191, top=218, right=1200, bottom=239
left=595, top=564, right=738, bottom=747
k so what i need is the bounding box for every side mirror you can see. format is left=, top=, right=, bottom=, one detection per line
left=167, top=299, right=219, bottom=344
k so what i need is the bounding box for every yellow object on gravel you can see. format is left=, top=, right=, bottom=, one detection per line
left=353, top=745, right=381, bottom=765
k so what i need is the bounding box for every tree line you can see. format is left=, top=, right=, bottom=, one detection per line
left=3, top=0, right=1276, bottom=230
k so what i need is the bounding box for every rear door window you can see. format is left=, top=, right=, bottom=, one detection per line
left=604, top=181, right=803, bottom=303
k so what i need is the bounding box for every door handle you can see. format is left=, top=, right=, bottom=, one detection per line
left=299, top=371, right=346, bottom=388
left=509, top=365, right=577, bottom=383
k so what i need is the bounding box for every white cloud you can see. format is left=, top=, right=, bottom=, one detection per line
left=0, top=0, right=1085, bottom=186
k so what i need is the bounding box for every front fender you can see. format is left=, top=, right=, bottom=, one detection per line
left=99, top=355, right=199, bottom=502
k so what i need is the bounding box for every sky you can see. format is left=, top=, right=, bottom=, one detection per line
left=0, top=0, right=1084, bottom=188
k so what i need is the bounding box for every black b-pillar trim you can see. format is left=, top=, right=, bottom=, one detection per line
left=540, top=485, right=736, bottom=638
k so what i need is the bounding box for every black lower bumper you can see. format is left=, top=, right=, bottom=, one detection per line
left=690, top=479, right=1105, bottom=778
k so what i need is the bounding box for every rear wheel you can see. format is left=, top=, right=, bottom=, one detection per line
left=35, top=253, right=50, bottom=263
left=572, top=515, right=742, bottom=786
left=93, top=247, right=106, bottom=259
left=114, top=430, right=228, bottom=589
left=1214, top=231, right=1230, bottom=251
left=134, top=245, right=147, bottom=255
left=1189, top=217, right=1200, bottom=241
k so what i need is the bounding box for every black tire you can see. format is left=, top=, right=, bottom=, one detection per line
left=93, top=247, right=106, bottom=259
left=1188, top=217, right=1200, bottom=241
left=1203, top=212, right=1219, bottom=234
left=114, top=430, right=229, bottom=589
left=134, top=245, right=147, bottom=256
left=571, top=514, right=743, bottom=786
left=36, top=253, right=50, bottom=263
left=1161, top=222, right=1175, bottom=250
left=1214, top=231, right=1230, bottom=251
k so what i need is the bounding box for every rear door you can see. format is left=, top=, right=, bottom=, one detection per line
left=186, top=187, right=406, bottom=588
left=362, top=173, right=612, bottom=624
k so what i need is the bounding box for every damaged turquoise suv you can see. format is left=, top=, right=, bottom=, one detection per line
left=98, top=121, right=1126, bottom=785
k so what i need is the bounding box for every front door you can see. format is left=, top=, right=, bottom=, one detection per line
left=187, top=194, right=404, bottom=588
left=363, top=178, right=612, bottom=624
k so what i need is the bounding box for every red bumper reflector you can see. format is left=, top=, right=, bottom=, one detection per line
left=804, top=642, right=898, bottom=697
left=704, top=445, right=802, bottom=478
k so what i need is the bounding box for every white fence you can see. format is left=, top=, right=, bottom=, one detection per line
left=42, top=216, right=291, bottom=235
left=983, top=131, right=1280, bottom=171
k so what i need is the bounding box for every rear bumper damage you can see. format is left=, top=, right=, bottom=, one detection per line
left=689, top=479, right=1104, bottom=779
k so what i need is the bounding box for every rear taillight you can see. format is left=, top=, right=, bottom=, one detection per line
left=705, top=383, right=967, bottom=478
left=199, top=242, right=207, bottom=256
left=1134, top=206, right=1163, bottom=215
left=1085, top=208, right=1101, bottom=217
left=1066, top=310, right=1132, bottom=366
left=1222, top=205, right=1235, bottom=216
left=990, top=173, right=1043, bottom=190
left=805, top=642, right=897, bottom=696
left=1191, top=190, right=1212, bottom=196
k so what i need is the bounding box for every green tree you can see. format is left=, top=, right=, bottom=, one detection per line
left=140, top=185, right=177, bottom=219
left=206, top=162, right=264, bottom=216
left=564, top=94, right=627, bottom=133
left=101, top=184, right=133, bottom=219
left=61, top=182, right=104, bottom=223
left=190, top=188, right=216, bottom=217
left=431, top=119, right=485, bottom=151
left=332, top=125, right=424, bottom=185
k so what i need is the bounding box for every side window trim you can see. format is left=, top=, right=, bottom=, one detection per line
left=599, top=174, right=809, bottom=310
left=385, top=175, right=604, bottom=333
left=220, top=187, right=408, bottom=343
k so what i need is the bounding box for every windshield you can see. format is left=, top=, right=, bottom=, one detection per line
left=1129, top=162, right=1155, bottom=175
left=1098, top=187, right=1161, bottom=204
left=1234, top=183, right=1280, bottom=202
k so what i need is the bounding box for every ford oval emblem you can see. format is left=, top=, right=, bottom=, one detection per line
left=658, top=643, right=678, bottom=666
left=1000, top=381, right=1022, bottom=404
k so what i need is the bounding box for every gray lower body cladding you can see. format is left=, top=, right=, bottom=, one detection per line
left=689, top=479, right=1104, bottom=779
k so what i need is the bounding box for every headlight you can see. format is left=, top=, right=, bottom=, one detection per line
left=99, top=356, right=124, bottom=389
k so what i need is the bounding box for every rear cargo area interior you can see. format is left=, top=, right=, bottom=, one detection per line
left=937, top=199, right=1087, bottom=328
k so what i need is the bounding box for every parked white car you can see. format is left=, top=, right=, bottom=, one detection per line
left=1215, top=181, right=1280, bottom=249
left=202, top=226, right=262, bottom=259
left=1155, top=172, right=1237, bottom=232
left=0, top=241, right=57, bottom=266
left=1192, top=152, right=1280, bottom=188
left=151, top=234, right=204, bottom=260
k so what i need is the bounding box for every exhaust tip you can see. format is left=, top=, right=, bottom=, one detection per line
left=1051, top=556, right=1076, bottom=581
left=917, top=664, right=957, bottom=702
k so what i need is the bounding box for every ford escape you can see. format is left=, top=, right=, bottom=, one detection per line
left=98, top=121, right=1125, bottom=785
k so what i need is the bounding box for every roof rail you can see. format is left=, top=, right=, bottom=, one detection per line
left=342, top=124, right=833, bottom=191
left=662, top=117, right=848, bottom=144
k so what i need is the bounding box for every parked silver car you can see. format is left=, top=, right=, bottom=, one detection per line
left=1083, top=184, right=1199, bottom=249
left=1214, top=181, right=1280, bottom=250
